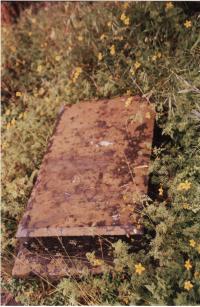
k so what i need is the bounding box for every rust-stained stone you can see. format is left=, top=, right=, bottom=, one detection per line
left=16, top=96, right=155, bottom=238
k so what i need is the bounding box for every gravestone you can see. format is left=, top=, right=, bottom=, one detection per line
left=13, top=96, right=155, bottom=278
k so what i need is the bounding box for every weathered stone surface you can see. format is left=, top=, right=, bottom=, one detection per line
left=16, top=96, right=154, bottom=238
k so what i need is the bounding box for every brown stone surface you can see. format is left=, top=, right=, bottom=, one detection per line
left=16, top=96, right=155, bottom=238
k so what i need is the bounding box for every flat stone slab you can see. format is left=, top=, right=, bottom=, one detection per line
left=16, top=96, right=155, bottom=238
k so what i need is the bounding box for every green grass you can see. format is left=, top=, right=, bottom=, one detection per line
left=1, top=2, right=200, bottom=305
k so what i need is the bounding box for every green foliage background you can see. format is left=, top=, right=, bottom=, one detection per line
left=1, top=2, right=200, bottom=305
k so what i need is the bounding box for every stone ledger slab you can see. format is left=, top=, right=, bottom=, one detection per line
left=16, top=96, right=155, bottom=238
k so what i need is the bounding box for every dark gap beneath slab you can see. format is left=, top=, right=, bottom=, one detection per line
left=13, top=235, right=143, bottom=279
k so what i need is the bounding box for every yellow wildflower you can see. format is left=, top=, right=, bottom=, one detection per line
left=55, top=55, right=61, bottom=62
left=158, top=185, right=164, bottom=196
left=16, top=91, right=22, bottom=97
left=123, top=2, right=129, bottom=10
left=165, top=2, right=174, bottom=10
left=98, top=52, right=103, bottom=61
left=177, top=180, right=191, bottom=191
left=183, top=203, right=190, bottom=209
left=100, top=34, right=106, bottom=40
left=72, top=67, right=83, bottom=83
left=120, top=13, right=126, bottom=21
left=37, top=65, right=42, bottom=73
left=134, top=61, right=141, bottom=70
left=157, top=52, right=162, bottom=58
left=86, top=252, right=104, bottom=266
left=110, top=45, right=116, bottom=56
left=184, top=259, right=192, bottom=271
left=123, top=298, right=129, bottom=304
left=135, top=263, right=145, bottom=275
left=197, top=244, right=200, bottom=254
left=184, top=280, right=193, bottom=291
left=125, top=97, right=132, bottom=108
left=194, top=271, right=200, bottom=278
left=152, top=55, right=157, bottom=62
left=124, top=17, right=130, bottom=26
left=184, top=20, right=192, bottom=28
left=130, top=67, right=135, bottom=75
left=189, top=239, right=196, bottom=248
left=107, top=21, right=112, bottom=28
left=5, top=109, right=11, bottom=116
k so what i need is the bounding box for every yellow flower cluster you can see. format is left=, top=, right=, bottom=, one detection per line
left=158, top=185, right=164, bottom=196
left=86, top=252, right=104, bottom=267
left=184, top=20, right=192, bottom=28
left=165, top=2, right=174, bottom=10
left=55, top=55, right=61, bottom=62
left=78, top=35, right=83, bottom=41
left=152, top=52, right=162, bottom=62
left=72, top=67, right=82, bottom=83
left=183, top=203, right=190, bottom=209
left=184, top=259, right=192, bottom=271
left=37, top=65, right=43, bottom=73
left=130, top=61, right=141, bottom=75
left=120, top=13, right=130, bottom=26
left=135, top=263, right=145, bottom=275
left=177, top=180, right=191, bottom=191
left=184, top=280, right=193, bottom=291
left=16, top=91, right=22, bottom=97
left=100, top=34, right=107, bottom=41
left=134, top=61, right=141, bottom=70
left=189, top=240, right=200, bottom=254
left=115, top=35, right=124, bottom=41
left=6, top=117, right=18, bottom=130
left=122, top=2, right=129, bottom=10
left=189, top=239, right=196, bottom=248
left=98, top=52, right=103, bottom=61
left=110, top=45, right=116, bottom=56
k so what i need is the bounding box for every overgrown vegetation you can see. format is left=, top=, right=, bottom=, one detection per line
left=1, top=2, right=200, bottom=305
